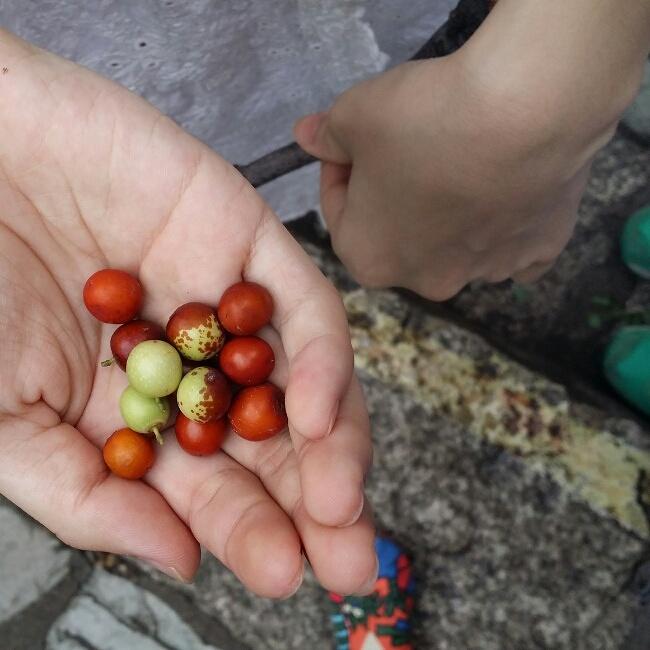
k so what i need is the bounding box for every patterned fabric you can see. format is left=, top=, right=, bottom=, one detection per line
left=329, top=537, right=415, bottom=650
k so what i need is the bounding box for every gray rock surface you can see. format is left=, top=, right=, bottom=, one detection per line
left=0, top=0, right=455, bottom=219
left=46, top=568, right=225, bottom=650
left=0, top=501, right=70, bottom=623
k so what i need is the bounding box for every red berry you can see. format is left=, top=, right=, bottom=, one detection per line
left=103, top=428, right=155, bottom=479
left=228, top=383, right=287, bottom=442
left=175, top=413, right=226, bottom=456
left=217, top=281, right=273, bottom=335
left=83, top=269, right=143, bottom=323
left=166, top=302, right=225, bottom=361
left=219, top=336, right=275, bottom=386
left=109, top=320, right=165, bottom=370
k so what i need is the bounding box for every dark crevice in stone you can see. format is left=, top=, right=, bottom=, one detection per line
left=635, top=471, right=650, bottom=534
left=621, top=553, right=650, bottom=650
left=81, top=590, right=180, bottom=650
left=0, top=552, right=91, bottom=650
left=581, top=548, right=648, bottom=646
left=619, top=120, right=650, bottom=149
left=57, top=631, right=101, bottom=650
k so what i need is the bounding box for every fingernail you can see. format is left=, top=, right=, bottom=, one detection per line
left=147, top=561, right=193, bottom=584
left=326, top=401, right=339, bottom=436
left=282, top=562, right=305, bottom=600
left=339, top=494, right=364, bottom=528
left=295, top=112, right=325, bottom=145
left=356, top=553, right=379, bottom=596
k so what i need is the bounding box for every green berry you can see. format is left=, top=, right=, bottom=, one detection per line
left=119, top=386, right=170, bottom=444
left=177, top=366, right=231, bottom=423
left=126, top=340, right=182, bottom=397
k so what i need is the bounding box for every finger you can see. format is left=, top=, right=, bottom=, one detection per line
left=296, top=502, right=378, bottom=595
left=224, top=328, right=376, bottom=594
left=511, top=260, right=555, bottom=284
left=147, top=436, right=304, bottom=599
left=253, top=329, right=371, bottom=528
left=294, top=111, right=351, bottom=164
left=297, top=375, right=371, bottom=527
left=223, top=430, right=377, bottom=595
left=225, top=435, right=376, bottom=593
left=220, top=342, right=375, bottom=590
left=245, top=212, right=355, bottom=441
left=0, top=417, right=199, bottom=581
left=320, top=161, right=351, bottom=233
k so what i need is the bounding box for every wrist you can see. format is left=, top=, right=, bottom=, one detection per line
left=455, top=0, right=650, bottom=151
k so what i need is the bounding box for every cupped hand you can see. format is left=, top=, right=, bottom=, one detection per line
left=294, top=52, right=616, bottom=300
left=0, top=31, right=376, bottom=598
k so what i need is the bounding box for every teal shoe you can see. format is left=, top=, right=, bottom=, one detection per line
left=604, top=326, right=650, bottom=415
left=622, top=206, right=650, bottom=278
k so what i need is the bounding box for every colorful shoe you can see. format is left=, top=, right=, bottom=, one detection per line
left=329, top=537, right=415, bottom=650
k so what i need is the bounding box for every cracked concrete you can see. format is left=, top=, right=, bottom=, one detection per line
left=45, top=568, right=227, bottom=650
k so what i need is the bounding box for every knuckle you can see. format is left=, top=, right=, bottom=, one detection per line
left=255, top=436, right=295, bottom=484
left=423, top=270, right=468, bottom=301
left=327, top=98, right=351, bottom=133
left=338, top=251, right=393, bottom=289
left=54, top=525, right=81, bottom=549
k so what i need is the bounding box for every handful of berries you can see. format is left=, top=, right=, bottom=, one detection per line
left=83, top=269, right=287, bottom=480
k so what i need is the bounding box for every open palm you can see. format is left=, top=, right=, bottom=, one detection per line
left=0, top=31, right=375, bottom=598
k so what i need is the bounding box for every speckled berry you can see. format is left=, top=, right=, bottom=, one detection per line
left=166, top=302, right=225, bottom=361
left=177, top=366, right=231, bottom=423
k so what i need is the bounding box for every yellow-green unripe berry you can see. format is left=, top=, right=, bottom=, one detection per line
left=119, top=386, right=170, bottom=445
left=126, top=340, right=182, bottom=397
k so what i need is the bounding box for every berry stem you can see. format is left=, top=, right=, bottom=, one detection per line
left=100, top=357, right=115, bottom=367
left=152, top=427, right=164, bottom=446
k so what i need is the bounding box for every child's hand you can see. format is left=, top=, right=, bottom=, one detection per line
left=0, top=31, right=375, bottom=598
left=295, top=0, right=650, bottom=300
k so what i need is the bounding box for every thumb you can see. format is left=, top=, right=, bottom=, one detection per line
left=0, top=418, right=200, bottom=582
left=294, top=111, right=351, bottom=164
